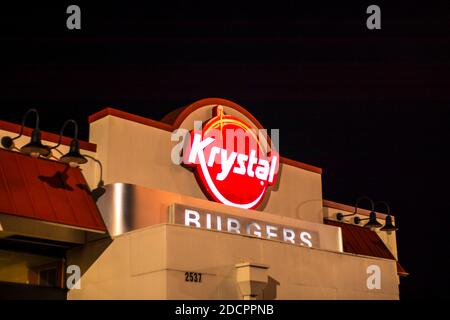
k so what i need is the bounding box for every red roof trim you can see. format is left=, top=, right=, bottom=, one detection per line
left=88, top=99, right=323, bottom=175
left=0, top=120, right=97, bottom=152
left=170, top=98, right=267, bottom=131
left=88, top=107, right=173, bottom=132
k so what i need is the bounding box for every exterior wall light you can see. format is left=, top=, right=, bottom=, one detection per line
left=335, top=196, right=395, bottom=232
left=336, top=196, right=375, bottom=222
left=353, top=200, right=397, bottom=233
left=354, top=211, right=383, bottom=230
left=376, top=201, right=398, bottom=234
left=380, top=215, right=397, bottom=234
left=1, top=109, right=51, bottom=158
left=50, top=119, right=87, bottom=167
left=82, top=153, right=106, bottom=202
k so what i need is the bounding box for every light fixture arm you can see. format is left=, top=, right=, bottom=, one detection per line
left=20, top=108, right=40, bottom=135
left=374, top=200, right=391, bottom=216
left=50, top=119, right=79, bottom=151
left=354, top=216, right=370, bottom=224
left=10, top=108, right=41, bottom=141
left=354, top=196, right=375, bottom=212
left=1, top=109, right=45, bottom=150
left=376, top=200, right=398, bottom=232
left=351, top=197, right=375, bottom=224
left=82, top=154, right=106, bottom=202
left=82, top=154, right=104, bottom=188
left=336, top=195, right=375, bottom=221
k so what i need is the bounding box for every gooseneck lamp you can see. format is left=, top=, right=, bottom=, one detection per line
left=50, top=119, right=87, bottom=167
left=1, top=109, right=51, bottom=158
left=82, top=154, right=106, bottom=202
left=376, top=201, right=398, bottom=234
left=336, top=196, right=375, bottom=222
left=354, top=211, right=383, bottom=230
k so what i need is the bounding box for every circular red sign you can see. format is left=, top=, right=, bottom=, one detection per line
left=182, top=106, right=278, bottom=209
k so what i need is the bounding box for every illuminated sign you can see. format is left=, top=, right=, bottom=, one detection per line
left=181, top=106, right=279, bottom=210
left=170, top=204, right=320, bottom=248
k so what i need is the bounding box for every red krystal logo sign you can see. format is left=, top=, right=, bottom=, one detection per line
left=181, top=106, right=279, bottom=209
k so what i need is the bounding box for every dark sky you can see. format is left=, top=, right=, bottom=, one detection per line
left=0, top=1, right=449, bottom=299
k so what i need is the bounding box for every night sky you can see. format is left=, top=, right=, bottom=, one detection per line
left=0, top=1, right=449, bottom=299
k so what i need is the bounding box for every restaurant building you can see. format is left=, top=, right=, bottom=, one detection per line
left=0, top=98, right=407, bottom=299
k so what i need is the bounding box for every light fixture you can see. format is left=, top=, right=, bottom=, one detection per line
left=336, top=196, right=375, bottom=222
left=82, top=154, right=105, bottom=202
left=376, top=200, right=398, bottom=234
left=380, top=215, right=397, bottom=235
left=50, top=119, right=87, bottom=167
left=354, top=211, right=383, bottom=230
left=1, top=109, right=50, bottom=158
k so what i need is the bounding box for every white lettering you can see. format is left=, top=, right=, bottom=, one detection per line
left=367, top=265, right=381, bottom=289
left=225, top=128, right=258, bottom=156
left=185, top=209, right=201, bottom=228
left=183, top=132, right=278, bottom=187
left=283, top=228, right=296, bottom=243
left=66, top=5, right=81, bottom=30
left=266, top=225, right=278, bottom=239
left=207, top=146, right=221, bottom=166
left=246, top=222, right=262, bottom=237
left=66, top=265, right=81, bottom=289
left=366, top=5, right=381, bottom=30
left=227, top=218, right=241, bottom=234
left=216, top=150, right=238, bottom=181
left=206, top=213, right=212, bottom=229
left=255, top=158, right=270, bottom=181
left=171, top=128, right=189, bottom=165
left=268, top=155, right=278, bottom=183
left=175, top=304, right=209, bottom=317
left=233, top=153, right=248, bottom=175
left=177, top=206, right=319, bottom=249
left=300, top=231, right=313, bottom=247
left=216, top=215, right=222, bottom=231
left=247, top=149, right=258, bottom=177
left=188, top=133, right=215, bottom=164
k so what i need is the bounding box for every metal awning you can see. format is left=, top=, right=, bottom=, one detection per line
left=325, top=219, right=408, bottom=277
left=0, top=149, right=106, bottom=243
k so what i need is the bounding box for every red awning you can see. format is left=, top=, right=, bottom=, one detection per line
left=0, top=149, right=106, bottom=232
left=325, top=219, right=408, bottom=277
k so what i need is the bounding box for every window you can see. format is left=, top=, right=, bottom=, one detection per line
left=38, top=267, right=58, bottom=287
left=0, top=249, right=63, bottom=288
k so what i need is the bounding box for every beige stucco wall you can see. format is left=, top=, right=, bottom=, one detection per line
left=67, top=224, right=399, bottom=300
left=88, top=106, right=323, bottom=223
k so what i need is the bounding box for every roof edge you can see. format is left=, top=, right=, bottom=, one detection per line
left=323, top=199, right=392, bottom=219
left=89, top=105, right=323, bottom=175
left=0, top=120, right=97, bottom=152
